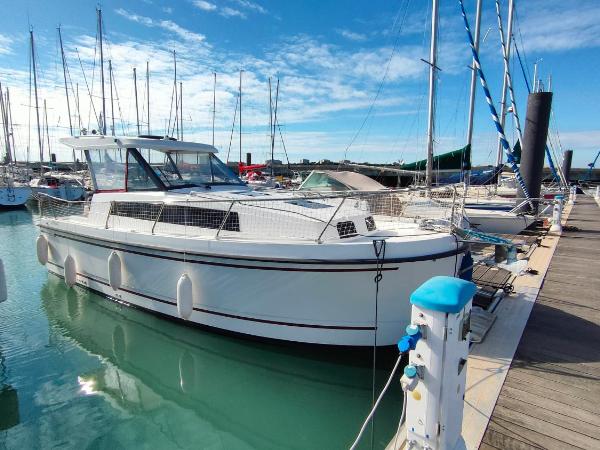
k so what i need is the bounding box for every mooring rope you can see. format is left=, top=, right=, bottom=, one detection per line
left=370, top=238, right=386, bottom=449
left=458, top=0, right=533, bottom=208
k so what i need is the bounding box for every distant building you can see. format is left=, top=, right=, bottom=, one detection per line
left=265, top=159, right=282, bottom=165
left=318, top=159, right=333, bottom=164
left=300, top=158, right=310, bottom=164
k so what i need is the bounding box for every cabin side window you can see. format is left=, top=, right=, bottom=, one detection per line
left=85, top=149, right=126, bottom=192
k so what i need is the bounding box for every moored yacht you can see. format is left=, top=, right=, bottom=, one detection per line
left=37, top=135, right=466, bottom=346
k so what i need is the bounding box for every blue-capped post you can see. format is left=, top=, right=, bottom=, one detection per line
left=404, top=276, right=476, bottom=450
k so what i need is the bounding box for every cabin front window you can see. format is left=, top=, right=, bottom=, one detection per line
left=127, top=150, right=161, bottom=191
left=85, top=149, right=126, bottom=191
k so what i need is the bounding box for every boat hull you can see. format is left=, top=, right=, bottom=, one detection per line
left=40, top=225, right=464, bottom=346
left=0, top=186, right=31, bottom=208
left=31, top=185, right=85, bottom=201
left=465, top=209, right=535, bottom=235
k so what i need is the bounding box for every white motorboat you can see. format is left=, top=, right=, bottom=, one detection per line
left=463, top=208, right=536, bottom=234
left=37, top=136, right=466, bottom=346
left=30, top=173, right=86, bottom=201
left=0, top=166, right=31, bottom=208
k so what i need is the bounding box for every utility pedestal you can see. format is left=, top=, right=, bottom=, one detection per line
left=404, top=276, right=476, bottom=450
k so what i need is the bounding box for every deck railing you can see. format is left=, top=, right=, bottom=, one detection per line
left=37, top=188, right=464, bottom=243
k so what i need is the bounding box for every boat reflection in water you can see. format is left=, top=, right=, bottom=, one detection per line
left=42, top=276, right=402, bottom=449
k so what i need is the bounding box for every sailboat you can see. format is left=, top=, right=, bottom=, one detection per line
left=27, top=29, right=86, bottom=202
left=0, top=84, right=31, bottom=208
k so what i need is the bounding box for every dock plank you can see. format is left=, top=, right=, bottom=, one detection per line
left=481, top=196, right=600, bottom=450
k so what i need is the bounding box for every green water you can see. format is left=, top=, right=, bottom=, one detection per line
left=0, top=208, right=403, bottom=449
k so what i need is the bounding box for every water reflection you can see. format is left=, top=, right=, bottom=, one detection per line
left=0, top=350, right=20, bottom=431
left=41, top=276, right=402, bottom=449
left=0, top=208, right=34, bottom=227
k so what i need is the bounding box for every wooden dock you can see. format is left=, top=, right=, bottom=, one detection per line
left=480, top=195, right=600, bottom=450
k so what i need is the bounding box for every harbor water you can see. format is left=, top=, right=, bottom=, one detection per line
left=0, top=208, right=403, bottom=449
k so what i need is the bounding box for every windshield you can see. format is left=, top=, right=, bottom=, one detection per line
left=145, top=150, right=243, bottom=188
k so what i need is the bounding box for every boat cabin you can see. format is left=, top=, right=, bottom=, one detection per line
left=60, top=136, right=244, bottom=193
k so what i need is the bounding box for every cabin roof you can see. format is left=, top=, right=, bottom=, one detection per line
left=59, top=136, right=218, bottom=154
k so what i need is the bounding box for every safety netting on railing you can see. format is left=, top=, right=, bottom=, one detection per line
left=38, top=189, right=464, bottom=243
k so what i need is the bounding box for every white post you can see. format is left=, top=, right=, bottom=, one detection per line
left=595, top=185, right=599, bottom=199
left=550, top=196, right=563, bottom=233
left=403, top=276, right=476, bottom=450
left=568, top=185, right=576, bottom=204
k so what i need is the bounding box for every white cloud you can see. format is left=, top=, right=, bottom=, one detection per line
left=193, top=1, right=217, bottom=12
left=0, top=34, right=13, bottom=55
left=501, top=0, right=600, bottom=53
left=193, top=0, right=267, bottom=19
left=336, top=29, right=367, bottom=42
left=115, top=9, right=206, bottom=44
left=220, top=7, right=246, bottom=19
left=231, top=0, right=267, bottom=15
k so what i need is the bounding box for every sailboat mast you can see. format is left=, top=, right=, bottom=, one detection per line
left=239, top=70, right=242, bottom=164
left=30, top=30, right=43, bottom=165
left=173, top=50, right=179, bottom=140
left=269, top=77, right=272, bottom=168
left=179, top=81, right=183, bottom=140
left=271, top=78, right=280, bottom=179
left=425, top=0, right=439, bottom=188
left=146, top=61, right=150, bottom=134
left=97, top=7, right=107, bottom=135
left=0, top=84, right=11, bottom=164
left=212, top=72, right=216, bottom=146
left=43, top=99, right=51, bottom=160
left=134, top=67, right=140, bottom=135
left=494, top=0, right=515, bottom=168
left=76, top=83, right=82, bottom=135
left=58, top=26, right=73, bottom=138
left=109, top=60, right=115, bottom=135
left=466, top=0, right=482, bottom=153
left=6, top=88, right=17, bottom=163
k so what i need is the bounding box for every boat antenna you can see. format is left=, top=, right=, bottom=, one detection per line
left=97, top=6, right=106, bottom=135
left=146, top=61, right=150, bottom=134
left=226, top=95, right=239, bottom=163
left=133, top=67, right=140, bottom=135
left=109, top=60, right=115, bottom=135
left=30, top=28, right=43, bottom=166
left=425, top=0, right=439, bottom=188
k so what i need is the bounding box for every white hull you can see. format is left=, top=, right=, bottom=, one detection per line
left=41, top=223, right=464, bottom=346
left=0, top=185, right=31, bottom=207
left=32, top=185, right=85, bottom=201
left=465, top=208, right=536, bottom=235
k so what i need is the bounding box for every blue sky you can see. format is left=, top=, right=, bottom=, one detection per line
left=0, top=0, right=598, bottom=167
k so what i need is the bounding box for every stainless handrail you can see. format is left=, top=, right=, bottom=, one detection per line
left=215, top=200, right=236, bottom=239
left=151, top=202, right=165, bottom=235
left=316, top=197, right=345, bottom=244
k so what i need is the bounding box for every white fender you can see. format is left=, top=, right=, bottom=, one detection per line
left=0, top=258, right=7, bottom=303
left=177, top=274, right=193, bottom=320
left=64, top=255, right=77, bottom=288
left=108, top=251, right=122, bottom=291
left=36, top=235, right=49, bottom=265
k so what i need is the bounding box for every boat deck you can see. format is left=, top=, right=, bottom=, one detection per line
left=480, top=195, right=600, bottom=450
